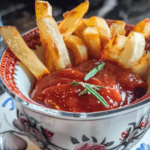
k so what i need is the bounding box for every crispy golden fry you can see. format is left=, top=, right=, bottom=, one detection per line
left=44, top=46, right=56, bottom=72
left=73, top=19, right=87, bottom=39
left=118, top=32, right=145, bottom=68
left=58, top=0, right=89, bottom=36
left=101, top=35, right=127, bottom=61
left=131, top=54, right=149, bottom=76
left=64, top=35, right=88, bottom=65
left=63, top=11, right=70, bottom=18
left=0, top=26, right=49, bottom=80
left=35, top=1, right=52, bottom=46
left=132, top=19, right=150, bottom=38
left=84, top=16, right=111, bottom=48
left=110, top=20, right=125, bottom=38
left=84, top=17, right=110, bottom=37
left=35, top=1, right=52, bottom=19
left=37, top=16, right=71, bottom=72
left=34, top=45, right=45, bottom=64
left=82, top=27, right=101, bottom=58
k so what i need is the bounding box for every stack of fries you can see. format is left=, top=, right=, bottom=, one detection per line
left=0, top=0, right=150, bottom=80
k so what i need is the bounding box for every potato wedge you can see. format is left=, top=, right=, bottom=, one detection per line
left=118, top=32, right=145, bottom=68
left=64, top=35, right=88, bottom=65
left=35, top=1, right=52, bottom=19
left=110, top=20, right=125, bottom=38
left=37, top=16, right=71, bottom=72
left=82, top=27, right=101, bottom=58
left=84, top=16, right=111, bottom=48
left=132, top=19, right=150, bottom=38
left=0, top=26, right=49, bottom=80
left=73, top=19, right=87, bottom=39
left=101, top=35, right=127, bottom=61
left=58, top=0, right=89, bottom=36
left=131, top=54, right=149, bottom=76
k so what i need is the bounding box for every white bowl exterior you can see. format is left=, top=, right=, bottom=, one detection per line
left=15, top=100, right=150, bottom=150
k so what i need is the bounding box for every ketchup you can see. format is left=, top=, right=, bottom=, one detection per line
left=31, top=59, right=148, bottom=112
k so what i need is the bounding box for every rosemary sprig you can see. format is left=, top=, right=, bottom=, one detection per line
left=70, top=81, right=109, bottom=108
left=79, top=89, right=88, bottom=95
left=85, top=84, right=109, bottom=108
left=70, top=81, right=103, bottom=95
left=84, top=63, right=105, bottom=81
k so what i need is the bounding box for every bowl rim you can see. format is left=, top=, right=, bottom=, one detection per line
left=1, top=26, right=150, bottom=120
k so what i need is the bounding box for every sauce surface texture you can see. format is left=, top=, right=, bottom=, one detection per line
left=31, top=59, right=148, bottom=112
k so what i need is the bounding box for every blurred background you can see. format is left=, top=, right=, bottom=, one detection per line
left=1, top=0, right=150, bottom=34
left=0, top=0, right=150, bottom=93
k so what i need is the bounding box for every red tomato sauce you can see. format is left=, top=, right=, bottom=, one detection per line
left=31, top=59, right=148, bottom=112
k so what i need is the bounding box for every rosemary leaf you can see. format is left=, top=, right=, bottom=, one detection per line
left=79, top=89, right=88, bottom=95
left=70, top=81, right=80, bottom=86
left=85, top=84, right=109, bottom=108
left=70, top=81, right=108, bottom=108
left=84, top=63, right=105, bottom=81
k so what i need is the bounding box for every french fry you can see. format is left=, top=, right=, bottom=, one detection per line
left=36, top=16, right=71, bottom=72
left=73, top=19, right=87, bottom=39
left=110, top=20, right=125, bottom=38
left=118, top=32, right=145, bottom=68
left=63, top=11, right=70, bottom=18
left=84, top=17, right=110, bottom=37
left=82, top=27, right=101, bottom=58
left=58, top=0, right=89, bottom=36
left=131, top=54, right=149, bottom=76
left=35, top=0, right=52, bottom=46
left=44, top=46, right=56, bottom=72
left=101, top=35, right=127, bottom=61
left=132, top=19, right=150, bottom=38
left=34, top=45, right=45, bottom=64
left=35, top=1, right=52, bottom=19
left=84, top=16, right=111, bottom=48
left=0, top=26, right=49, bottom=80
left=64, top=35, right=88, bottom=65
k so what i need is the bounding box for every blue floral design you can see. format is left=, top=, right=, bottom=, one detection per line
left=136, top=143, right=150, bottom=150
left=2, top=97, right=15, bottom=110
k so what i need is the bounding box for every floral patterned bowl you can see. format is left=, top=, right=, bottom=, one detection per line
left=0, top=21, right=150, bottom=150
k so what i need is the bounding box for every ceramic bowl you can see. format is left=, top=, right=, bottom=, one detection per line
left=0, top=21, right=150, bottom=150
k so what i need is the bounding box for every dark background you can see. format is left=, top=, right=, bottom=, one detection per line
left=1, top=0, right=150, bottom=34
left=0, top=0, right=150, bottom=94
